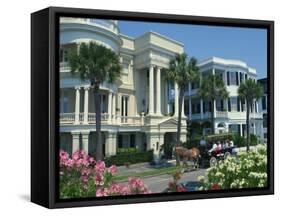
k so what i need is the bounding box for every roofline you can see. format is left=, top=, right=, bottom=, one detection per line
left=135, top=31, right=184, bottom=47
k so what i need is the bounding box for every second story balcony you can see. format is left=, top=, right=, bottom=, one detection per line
left=60, top=112, right=144, bottom=126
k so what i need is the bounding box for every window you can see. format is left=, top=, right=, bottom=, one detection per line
left=263, top=114, right=267, bottom=127
left=122, top=63, right=129, bottom=74
left=229, top=72, right=237, bottom=85
left=240, top=72, right=243, bottom=84
left=236, top=72, right=239, bottom=85
left=230, top=97, right=237, bottom=111
left=60, top=97, right=69, bottom=113
left=227, top=72, right=230, bottom=85
left=262, top=96, right=267, bottom=110
left=121, top=96, right=129, bottom=117
left=59, top=49, right=68, bottom=62
left=130, top=134, right=135, bottom=148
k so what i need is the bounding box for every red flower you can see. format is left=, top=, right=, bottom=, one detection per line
left=211, top=183, right=220, bottom=190
left=176, top=186, right=187, bottom=192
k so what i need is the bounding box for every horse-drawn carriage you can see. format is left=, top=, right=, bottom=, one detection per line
left=200, top=145, right=236, bottom=167
left=174, top=144, right=236, bottom=169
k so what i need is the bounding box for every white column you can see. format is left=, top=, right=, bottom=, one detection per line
left=81, top=132, right=90, bottom=154
left=156, top=67, right=162, bottom=115
left=166, top=81, right=170, bottom=114
left=117, top=94, right=121, bottom=124
left=182, top=97, right=186, bottom=117
left=83, top=86, right=89, bottom=124
left=105, top=132, right=117, bottom=156
left=112, top=93, right=116, bottom=123
left=174, top=82, right=179, bottom=116
left=108, top=92, right=112, bottom=123
left=189, top=98, right=192, bottom=120
left=148, top=65, right=155, bottom=115
left=214, top=99, right=217, bottom=118
left=74, top=86, right=80, bottom=124
left=71, top=132, right=80, bottom=153
left=240, top=124, right=243, bottom=137
left=200, top=99, right=203, bottom=119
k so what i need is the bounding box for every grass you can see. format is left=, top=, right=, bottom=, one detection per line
left=112, top=165, right=186, bottom=182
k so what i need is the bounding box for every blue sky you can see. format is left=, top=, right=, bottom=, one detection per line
left=119, top=20, right=267, bottom=79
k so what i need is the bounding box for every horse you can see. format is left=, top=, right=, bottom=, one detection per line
left=174, top=146, right=201, bottom=170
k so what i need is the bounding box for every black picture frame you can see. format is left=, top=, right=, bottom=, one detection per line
left=31, top=6, right=274, bottom=208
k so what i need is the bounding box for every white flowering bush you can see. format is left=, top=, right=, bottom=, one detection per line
left=199, top=145, right=267, bottom=190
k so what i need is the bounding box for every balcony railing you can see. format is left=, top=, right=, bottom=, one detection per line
left=216, top=111, right=228, bottom=118
left=60, top=113, right=75, bottom=124
left=60, top=112, right=143, bottom=125
left=60, top=18, right=119, bottom=34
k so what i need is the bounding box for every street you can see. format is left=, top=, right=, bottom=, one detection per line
left=143, top=168, right=206, bottom=193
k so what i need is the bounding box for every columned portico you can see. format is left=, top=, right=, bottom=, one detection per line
left=105, top=132, right=117, bottom=156
left=71, top=131, right=80, bottom=153
left=81, top=132, right=90, bottom=154
left=83, top=86, right=89, bottom=124
left=148, top=65, right=155, bottom=115
left=155, top=66, right=162, bottom=115
left=112, top=93, right=116, bottom=123
left=174, top=82, right=179, bottom=116
left=108, top=92, right=112, bottom=123
left=74, top=86, right=80, bottom=124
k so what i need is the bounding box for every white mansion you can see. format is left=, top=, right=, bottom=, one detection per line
left=59, top=18, right=264, bottom=158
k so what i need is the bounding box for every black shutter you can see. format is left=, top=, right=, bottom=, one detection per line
left=237, top=97, right=240, bottom=112
left=240, top=72, right=243, bottom=83
left=236, top=72, right=239, bottom=85
left=238, top=124, right=241, bottom=136
left=227, top=72, right=230, bottom=85
left=130, top=134, right=135, bottom=148
left=209, top=101, right=212, bottom=112
left=228, top=98, right=231, bottom=112
left=220, top=100, right=223, bottom=111
left=197, top=103, right=200, bottom=113
left=203, top=101, right=206, bottom=113
left=118, top=135, right=122, bottom=148
left=245, top=74, right=248, bottom=80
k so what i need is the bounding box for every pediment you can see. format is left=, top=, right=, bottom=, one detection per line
left=158, top=117, right=178, bottom=127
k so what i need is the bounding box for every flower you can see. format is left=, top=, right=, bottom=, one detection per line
left=95, top=160, right=106, bottom=173
left=108, top=165, right=118, bottom=175
left=96, top=188, right=107, bottom=197
left=94, top=173, right=104, bottom=186
left=176, top=186, right=187, bottom=192
left=211, top=183, right=220, bottom=190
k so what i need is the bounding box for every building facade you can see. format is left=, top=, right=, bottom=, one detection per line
left=258, top=78, right=268, bottom=143
left=181, top=57, right=264, bottom=141
left=59, top=18, right=187, bottom=159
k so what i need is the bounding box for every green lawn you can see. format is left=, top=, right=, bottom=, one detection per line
left=113, top=165, right=185, bottom=182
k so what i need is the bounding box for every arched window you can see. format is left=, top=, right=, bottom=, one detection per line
left=218, top=122, right=226, bottom=128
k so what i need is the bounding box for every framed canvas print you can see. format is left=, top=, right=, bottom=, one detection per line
left=31, top=7, right=274, bottom=208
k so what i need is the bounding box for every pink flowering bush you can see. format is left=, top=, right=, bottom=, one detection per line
left=59, top=150, right=150, bottom=199
left=165, top=171, right=187, bottom=193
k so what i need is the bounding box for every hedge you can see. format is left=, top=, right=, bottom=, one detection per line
left=105, top=150, right=154, bottom=166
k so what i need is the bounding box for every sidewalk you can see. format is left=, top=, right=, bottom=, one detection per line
left=117, top=160, right=177, bottom=176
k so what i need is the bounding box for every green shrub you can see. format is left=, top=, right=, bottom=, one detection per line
left=105, top=150, right=154, bottom=166
left=198, top=145, right=267, bottom=189
left=205, top=133, right=234, bottom=143
left=116, top=147, right=137, bottom=154
left=233, top=134, right=246, bottom=147
left=250, top=134, right=258, bottom=146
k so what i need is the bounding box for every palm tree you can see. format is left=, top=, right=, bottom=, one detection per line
left=238, top=78, right=263, bottom=152
left=166, top=53, right=200, bottom=165
left=197, top=73, right=229, bottom=134
left=67, top=42, right=121, bottom=160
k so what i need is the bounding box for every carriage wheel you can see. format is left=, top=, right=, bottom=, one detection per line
left=209, top=157, right=217, bottom=167
left=224, top=152, right=231, bottom=160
